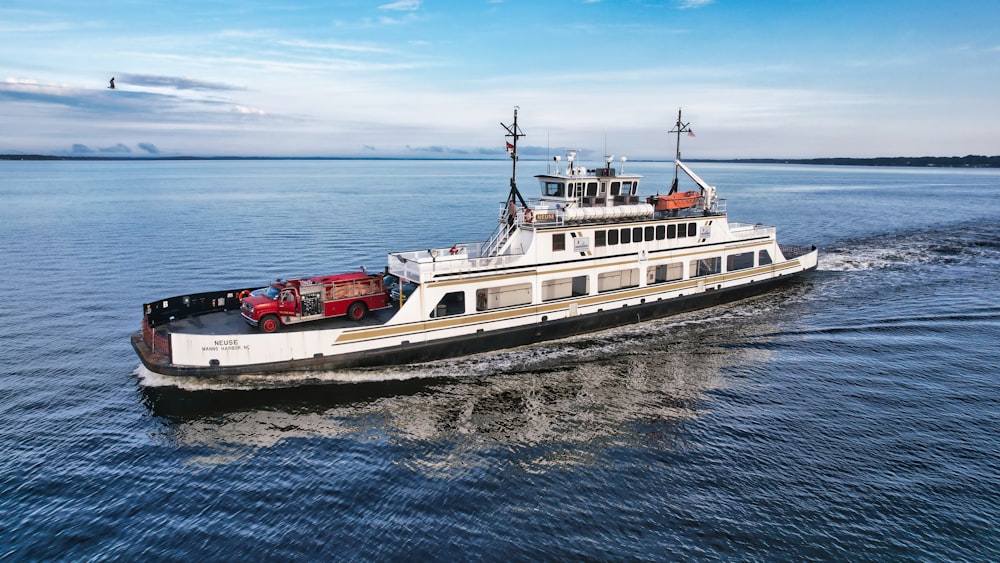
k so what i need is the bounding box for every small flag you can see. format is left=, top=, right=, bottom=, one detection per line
left=688, top=130, right=696, bottom=137
left=506, top=141, right=514, bottom=152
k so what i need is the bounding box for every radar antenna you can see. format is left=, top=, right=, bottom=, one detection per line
left=501, top=107, right=528, bottom=208
left=668, top=108, right=694, bottom=195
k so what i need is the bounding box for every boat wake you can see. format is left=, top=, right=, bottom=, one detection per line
left=818, top=222, right=1000, bottom=272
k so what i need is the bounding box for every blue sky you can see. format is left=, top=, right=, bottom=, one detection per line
left=2, top=0, right=998, bottom=158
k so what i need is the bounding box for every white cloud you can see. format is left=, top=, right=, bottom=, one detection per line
left=232, top=105, right=266, bottom=117
left=278, top=40, right=392, bottom=54
left=379, top=0, right=421, bottom=11
left=678, top=0, right=714, bottom=8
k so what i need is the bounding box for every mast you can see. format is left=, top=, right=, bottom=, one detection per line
left=501, top=107, right=528, bottom=208
left=667, top=108, right=693, bottom=195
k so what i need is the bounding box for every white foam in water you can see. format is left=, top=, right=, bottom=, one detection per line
left=818, top=238, right=941, bottom=272
left=134, top=363, right=465, bottom=391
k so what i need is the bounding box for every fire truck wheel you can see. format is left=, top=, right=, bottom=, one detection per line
left=347, top=302, right=367, bottom=321
left=260, top=314, right=280, bottom=333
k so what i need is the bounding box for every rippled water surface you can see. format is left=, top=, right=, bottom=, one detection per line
left=1, top=160, right=998, bottom=560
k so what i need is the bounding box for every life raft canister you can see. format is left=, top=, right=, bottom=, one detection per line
left=523, top=209, right=534, bottom=223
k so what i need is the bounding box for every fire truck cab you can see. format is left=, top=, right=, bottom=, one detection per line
left=240, top=271, right=389, bottom=333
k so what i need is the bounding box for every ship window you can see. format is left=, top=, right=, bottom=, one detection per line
left=676, top=224, right=687, bottom=238
left=667, top=224, right=676, bottom=239
left=598, top=269, right=640, bottom=292
left=608, top=229, right=619, bottom=245
left=610, top=181, right=621, bottom=196
left=690, top=257, right=721, bottom=278
left=655, top=225, right=665, bottom=240
left=727, top=252, right=754, bottom=271
left=542, top=275, right=589, bottom=301
left=595, top=230, right=606, bottom=247
left=688, top=223, right=698, bottom=237
left=586, top=182, right=598, bottom=196
left=633, top=227, right=643, bottom=242
left=648, top=263, right=683, bottom=284
left=644, top=226, right=655, bottom=241
left=620, top=228, right=631, bottom=244
left=759, top=249, right=772, bottom=266
left=476, top=283, right=532, bottom=311
left=544, top=182, right=565, bottom=197
left=432, top=291, right=465, bottom=317
left=622, top=181, right=634, bottom=195
left=553, top=233, right=566, bottom=251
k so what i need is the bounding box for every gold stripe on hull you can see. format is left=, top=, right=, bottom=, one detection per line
left=334, top=258, right=801, bottom=344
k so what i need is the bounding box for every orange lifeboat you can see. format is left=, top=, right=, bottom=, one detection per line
left=654, top=190, right=701, bottom=211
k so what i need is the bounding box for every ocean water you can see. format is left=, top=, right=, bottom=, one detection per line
left=1, top=159, right=998, bottom=560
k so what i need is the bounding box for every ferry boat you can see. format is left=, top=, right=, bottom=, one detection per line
left=131, top=109, right=818, bottom=378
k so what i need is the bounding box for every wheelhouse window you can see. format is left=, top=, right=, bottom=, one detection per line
left=622, top=181, right=635, bottom=195
left=610, top=181, right=621, bottom=196
left=667, top=224, right=676, bottom=239
left=544, top=182, right=565, bottom=197
left=759, top=249, right=772, bottom=266
left=595, top=230, right=606, bottom=247
left=542, top=275, right=589, bottom=301
left=727, top=252, right=754, bottom=271
left=690, top=257, right=721, bottom=278
left=552, top=233, right=566, bottom=251
left=432, top=291, right=465, bottom=317
left=688, top=222, right=698, bottom=237
left=476, top=283, right=532, bottom=311
left=633, top=227, right=643, bottom=242
left=648, top=263, right=683, bottom=284
left=598, top=269, right=640, bottom=292
left=608, top=229, right=619, bottom=245
left=620, top=228, right=631, bottom=244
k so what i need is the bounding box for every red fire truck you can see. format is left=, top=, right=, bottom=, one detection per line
left=240, top=271, right=390, bottom=333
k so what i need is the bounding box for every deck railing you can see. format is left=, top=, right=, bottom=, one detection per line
left=388, top=241, right=526, bottom=283
left=729, top=222, right=776, bottom=241
left=143, top=287, right=256, bottom=326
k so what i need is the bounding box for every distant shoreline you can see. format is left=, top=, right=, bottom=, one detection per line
left=1, top=154, right=998, bottom=168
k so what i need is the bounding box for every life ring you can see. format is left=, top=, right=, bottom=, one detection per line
left=238, top=290, right=251, bottom=300
left=523, top=209, right=534, bottom=223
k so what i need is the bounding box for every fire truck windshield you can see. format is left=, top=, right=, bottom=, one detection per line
left=263, top=286, right=281, bottom=300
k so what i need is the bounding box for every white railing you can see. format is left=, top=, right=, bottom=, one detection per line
left=482, top=210, right=511, bottom=257
left=728, top=222, right=776, bottom=241
left=387, top=241, right=526, bottom=283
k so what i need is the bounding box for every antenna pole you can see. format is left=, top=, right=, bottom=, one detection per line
left=501, top=107, right=527, bottom=207
left=668, top=108, right=693, bottom=194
